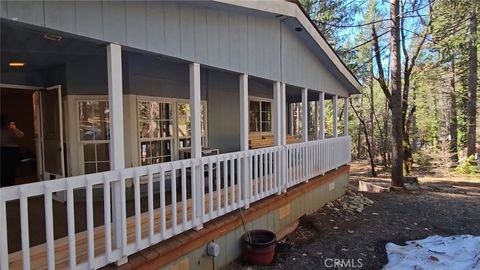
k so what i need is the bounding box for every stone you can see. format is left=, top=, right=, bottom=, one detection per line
left=358, top=180, right=389, bottom=193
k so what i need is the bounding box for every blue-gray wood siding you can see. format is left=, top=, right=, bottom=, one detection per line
left=1, top=0, right=350, bottom=97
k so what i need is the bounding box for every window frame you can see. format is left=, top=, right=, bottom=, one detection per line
left=137, top=99, right=175, bottom=166
left=76, top=98, right=111, bottom=174
left=136, top=96, right=208, bottom=164
left=248, top=96, right=273, bottom=135
left=176, top=101, right=208, bottom=153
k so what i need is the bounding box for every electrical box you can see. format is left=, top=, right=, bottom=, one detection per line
left=207, top=242, right=220, bottom=257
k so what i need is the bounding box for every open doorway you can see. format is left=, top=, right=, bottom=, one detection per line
left=0, top=84, right=65, bottom=186
left=1, top=86, right=37, bottom=184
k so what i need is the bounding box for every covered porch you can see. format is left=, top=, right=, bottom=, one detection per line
left=0, top=20, right=351, bottom=270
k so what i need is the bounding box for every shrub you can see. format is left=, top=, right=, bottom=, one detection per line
left=414, top=151, right=431, bottom=166
left=454, top=155, right=480, bottom=176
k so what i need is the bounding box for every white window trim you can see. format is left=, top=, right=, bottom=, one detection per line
left=248, top=96, right=274, bottom=135
left=137, top=99, right=175, bottom=165
left=136, top=95, right=208, bottom=164
left=76, top=97, right=110, bottom=175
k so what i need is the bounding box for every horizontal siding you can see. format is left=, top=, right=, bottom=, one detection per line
left=2, top=0, right=349, bottom=95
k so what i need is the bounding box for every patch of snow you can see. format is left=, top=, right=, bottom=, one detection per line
left=383, top=235, right=480, bottom=270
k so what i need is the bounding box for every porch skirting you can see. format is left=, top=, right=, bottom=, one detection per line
left=107, top=166, right=349, bottom=270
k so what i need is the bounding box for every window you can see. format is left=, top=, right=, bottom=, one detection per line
left=78, top=100, right=110, bottom=174
left=137, top=99, right=207, bottom=164
left=290, top=102, right=303, bottom=136
left=308, top=101, right=318, bottom=139
left=249, top=99, right=272, bottom=133
left=138, top=101, right=174, bottom=165
left=177, top=102, right=207, bottom=151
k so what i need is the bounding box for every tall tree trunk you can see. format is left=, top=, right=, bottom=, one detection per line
left=383, top=99, right=389, bottom=168
left=351, top=101, right=377, bottom=176
left=357, top=94, right=364, bottom=159
left=412, top=87, right=418, bottom=152
left=450, top=57, right=458, bottom=163
left=369, top=59, right=376, bottom=160
left=389, top=0, right=404, bottom=187
left=467, top=11, right=478, bottom=157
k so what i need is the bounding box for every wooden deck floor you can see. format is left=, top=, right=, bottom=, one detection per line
left=6, top=180, right=259, bottom=269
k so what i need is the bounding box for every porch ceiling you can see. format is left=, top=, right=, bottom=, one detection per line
left=1, top=19, right=106, bottom=73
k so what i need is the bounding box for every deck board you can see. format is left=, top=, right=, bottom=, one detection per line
left=6, top=177, right=266, bottom=269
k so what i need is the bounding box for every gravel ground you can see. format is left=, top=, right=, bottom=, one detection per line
left=225, top=161, right=480, bottom=270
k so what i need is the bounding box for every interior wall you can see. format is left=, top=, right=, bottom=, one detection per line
left=0, top=88, right=36, bottom=179
left=0, top=88, right=35, bottom=153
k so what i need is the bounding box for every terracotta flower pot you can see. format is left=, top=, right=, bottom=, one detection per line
left=242, top=229, right=277, bottom=265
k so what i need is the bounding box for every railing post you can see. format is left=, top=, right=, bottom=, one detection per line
left=107, top=43, right=128, bottom=266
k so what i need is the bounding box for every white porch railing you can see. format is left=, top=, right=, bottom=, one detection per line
left=0, top=136, right=351, bottom=270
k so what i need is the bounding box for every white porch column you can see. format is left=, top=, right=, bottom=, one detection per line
left=281, top=83, right=287, bottom=145
left=344, top=97, right=349, bottom=136
left=190, top=63, right=202, bottom=158
left=273, top=82, right=282, bottom=146
left=189, top=62, right=203, bottom=229
left=318, top=92, right=325, bottom=140
left=240, top=74, right=250, bottom=208
left=333, top=95, right=338, bottom=137
left=107, top=44, right=125, bottom=170
left=107, top=43, right=127, bottom=265
left=240, top=74, right=249, bottom=151
left=280, top=83, right=287, bottom=193
left=301, top=88, right=308, bottom=142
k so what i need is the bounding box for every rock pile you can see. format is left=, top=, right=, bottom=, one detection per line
left=326, top=190, right=374, bottom=214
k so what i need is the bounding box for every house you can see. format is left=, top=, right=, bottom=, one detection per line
left=0, top=0, right=361, bottom=269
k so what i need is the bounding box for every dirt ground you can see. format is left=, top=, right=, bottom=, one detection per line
left=225, top=160, right=480, bottom=270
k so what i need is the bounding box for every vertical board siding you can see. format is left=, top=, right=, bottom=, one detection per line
left=102, top=1, right=127, bottom=45
left=228, top=14, right=241, bottom=71
left=146, top=1, right=166, bottom=53
left=44, top=1, right=76, bottom=33
left=193, top=7, right=208, bottom=63
left=206, top=9, right=220, bottom=65
left=125, top=1, right=147, bottom=50
left=75, top=1, right=103, bottom=39
left=281, top=25, right=349, bottom=96
left=2, top=0, right=348, bottom=95
left=179, top=5, right=195, bottom=60
left=5, top=0, right=44, bottom=26
left=218, top=12, right=230, bottom=68
left=163, top=2, right=181, bottom=57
